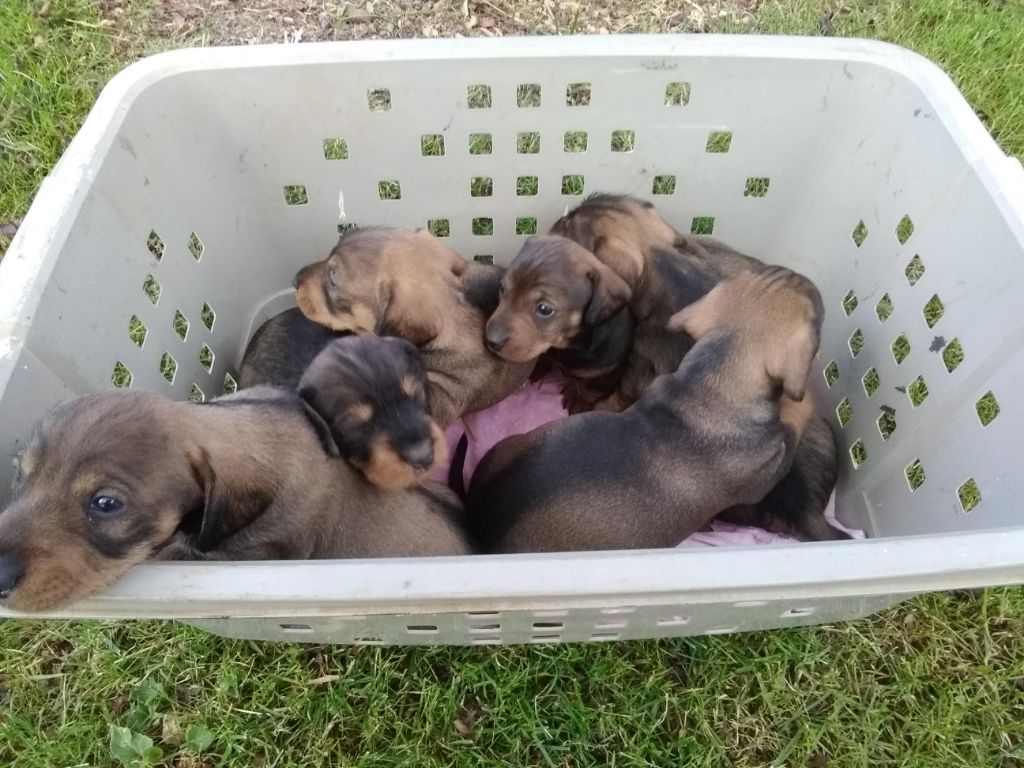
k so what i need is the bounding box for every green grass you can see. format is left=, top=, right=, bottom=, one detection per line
left=3, top=0, right=1024, bottom=765
left=2, top=590, right=1024, bottom=768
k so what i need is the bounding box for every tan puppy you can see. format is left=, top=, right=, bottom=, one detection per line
left=467, top=267, right=829, bottom=553
left=294, top=227, right=533, bottom=427
left=0, top=387, right=471, bottom=612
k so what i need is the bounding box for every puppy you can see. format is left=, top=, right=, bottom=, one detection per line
left=294, top=227, right=533, bottom=427
left=298, top=336, right=448, bottom=490
left=467, top=267, right=823, bottom=553
left=0, top=387, right=470, bottom=612
left=238, top=307, right=349, bottom=390
left=716, top=411, right=846, bottom=542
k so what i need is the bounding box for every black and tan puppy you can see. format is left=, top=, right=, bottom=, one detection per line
left=0, top=387, right=470, bottom=612
left=238, top=307, right=349, bottom=390
left=294, top=227, right=533, bottom=427
left=467, top=267, right=823, bottom=553
left=298, top=336, right=447, bottom=490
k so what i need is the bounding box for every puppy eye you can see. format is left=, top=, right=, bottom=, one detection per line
left=498, top=283, right=506, bottom=297
left=87, top=493, right=125, bottom=517
left=535, top=302, right=555, bottom=318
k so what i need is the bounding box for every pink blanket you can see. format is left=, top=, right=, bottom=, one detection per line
left=436, top=374, right=864, bottom=546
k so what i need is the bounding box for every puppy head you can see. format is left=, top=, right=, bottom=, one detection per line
left=298, top=336, right=447, bottom=490
left=0, top=392, right=205, bottom=611
left=667, top=267, right=823, bottom=400
left=484, top=235, right=632, bottom=363
left=548, top=193, right=679, bottom=286
left=293, top=227, right=467, bottom=345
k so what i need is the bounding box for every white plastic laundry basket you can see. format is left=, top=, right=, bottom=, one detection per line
left=1, top=36, right=1023, bottom=644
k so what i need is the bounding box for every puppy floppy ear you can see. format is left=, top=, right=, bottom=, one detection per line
left=187, top=448, right=231, bottom=552
left=380, top=278, right=444, bottom=345
left=767, top=322, right=819, bottom=401
left=414, top=229, right=468, bottom=277
left=591, top=235, right=644, bottom=287
left=584, top=261, right=632, bottom=324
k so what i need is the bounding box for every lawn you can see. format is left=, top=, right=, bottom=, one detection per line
left=2, top=0, right=1024, bottom=766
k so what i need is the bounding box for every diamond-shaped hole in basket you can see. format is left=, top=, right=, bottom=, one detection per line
left=427, top=218, right=450, bottom=238
left=862, top=367, right=880, bottom=397
left=517, top=176, right=538, bottom=197
left=691, top=216, right=715, bottom=235
left=907, top=375, right=929, bottom=407
left=421, top=134, right=445, bottom=157
left=378, top=180, right=401, bottom=200
left=516, top=217, right=538, bottom=235
left=469, top=133, right=492, bottom=155
left=172, top=310, right=190, bottom=342
left=143, top=275, right=161, bottom=306
left=905, top=459, right=926, bottom=491
left=823, top=360, right=839, bottom=388
left=111, top=361, right=133, bottom=389
left=975, top=391, right=1000, bottom=427
left=923, top=294, right=944, bottom=328
left=706, top=130, right=732, bottom=153
left=891, top=333, right=910, bottom=365
left=199, top=344, right=214, bottom=373
left=566, top=82, right=591, bottom=106
left=472, top=218, right=493, bottom=236
left=188, top=383, right=206, bottom=403
left=836, top=397, right=853, bottom=428
left=223, top=372, right=238, bottom=394
left=517, top=132, right=540, bottom=154
left=159, top=352, right=178, bottom=384
left=664, top=81, right=691, bottom=106
left=283, top=185, right=308, bottom=206
left=322, top=138, right=348, bottom=160
left=517, top=83, right=541, bottom=108
left=562, top=175, right=585, bottom=196
left=877, top=410, right=897, bottom=441
left=471, top=177, right=493, bottom=197
left=876, top=294, right=894, bottom=323
left=564, top=131, right=588, bottom=153
left=957, top=478, right=981, bottom=513
left=652, top=175, right=676, bottom=195
left=744, top=177, right=770, bottom=197
left=842, top=290, right=859, bottom=316
left=467, top=84, right=491, bottom=109
left=849, top=439, right=867, bottom=469
left=905, top=254, right=925, bottom=286
left=187, top=232, right=204, bottom=261
left=851, top=220, right=868, bottom=248
left=128, top=315, right=147, bottom=348
left=146, top=230, right=164, bottom=261
left=367, top=88, right=391, bottom=112
left=896, top=214, right=914, bottom=245
left=848, top=328, right=865, bottom=359
left=611, top=129, right=635, bottom=152
left=942, top=338, right=964, bottom=373
left=473, top=254, right=494, bottom=265
left=200, top=302, right=216, bottom=332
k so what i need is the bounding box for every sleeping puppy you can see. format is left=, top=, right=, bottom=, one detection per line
left=294, top=227, right=533, bottom=427
left=467, top=267, right=823, bottom=553
left=298, top=336, right=448, bottom=490
left=0, top=387, right=470, bottom=612
left=238, top=307, right=349, bottom=390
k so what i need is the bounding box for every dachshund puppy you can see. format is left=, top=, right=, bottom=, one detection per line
left=298, top=336, right=448, bottom=490
left=238, top=307, right=349, bottom=390
left=294, top=227, right=533, bottom=427
left=0, top=387, right=470, bottom=612
left=467, top=267, right=823, bottom=553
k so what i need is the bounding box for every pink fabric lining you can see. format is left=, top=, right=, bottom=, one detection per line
left=436, top=373, right=865, bottom=545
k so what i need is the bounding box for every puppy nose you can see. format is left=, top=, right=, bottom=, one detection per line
left=400, top=439, right=435, bottom=470
left=485, top=327, right=508, bottom=353
left=291, top=268, right=303, bottom=289
left=0, top=551, right=23, bottom=600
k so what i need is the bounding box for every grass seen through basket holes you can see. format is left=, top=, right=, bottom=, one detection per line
left=3, top=0, right=1024, bottom=765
